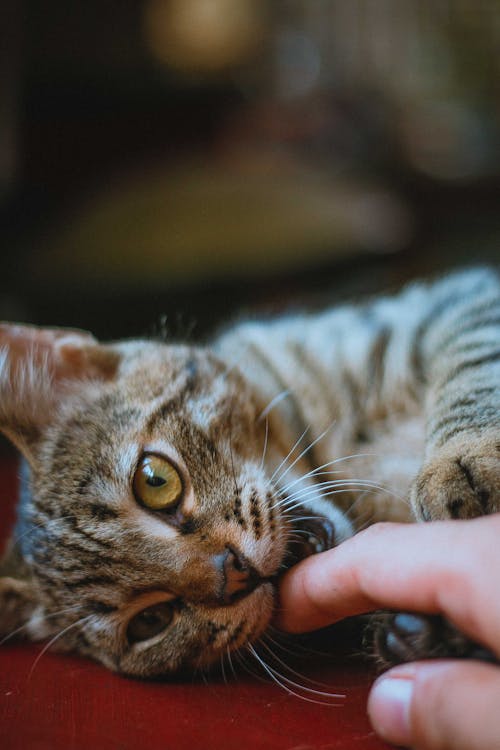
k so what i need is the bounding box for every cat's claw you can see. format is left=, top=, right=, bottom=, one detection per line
left=284, top=513, right=335, bottom=568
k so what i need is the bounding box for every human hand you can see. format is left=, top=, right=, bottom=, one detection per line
left=276, top=515, right=500, bottom=749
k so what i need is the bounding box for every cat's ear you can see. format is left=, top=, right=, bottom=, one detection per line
left=0, top=323, right=120, bottom=463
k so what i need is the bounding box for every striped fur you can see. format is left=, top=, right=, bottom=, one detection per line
left=0, top=268, right=498, bottom=677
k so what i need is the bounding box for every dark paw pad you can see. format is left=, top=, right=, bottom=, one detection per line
left=374, top=613, right=441, bottom=667
left=370, top=612, right=498, bottom=670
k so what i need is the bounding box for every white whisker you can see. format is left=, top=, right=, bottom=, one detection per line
left=0, top=604, right=85, bottom=647
left=258, top=389, right=291, bottom=421
left=259, top=635, right=339, bottom=690
left=279, top=453, right=378, bottom=494
left=232, top=649, right=270, bottom=684
left=282, top=479, right=402, bottom=506
left=220, top=651, right=228, bottom=685
left=270, top=426, right=310, bottom=483
left=27, top=614, right=94, bottom=680
left=248, top=644, right=345, bottom=705
left=273, top=422, right=336, bottom=486
left=226, top=646, right=237, bottom=680
left=13, top=514, right=80, bottom=546
left=259, top=417, right=269, bottom=471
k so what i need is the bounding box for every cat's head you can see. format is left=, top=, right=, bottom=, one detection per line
left=0, top=324, right=339, bottom=677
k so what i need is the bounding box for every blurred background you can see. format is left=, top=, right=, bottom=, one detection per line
left=1, top=0, right=499, bottom=341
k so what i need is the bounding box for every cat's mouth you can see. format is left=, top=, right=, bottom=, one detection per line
left=283, top=511, right=336, bottom=570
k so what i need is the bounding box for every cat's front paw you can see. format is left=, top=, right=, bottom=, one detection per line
left=411, top=432, right=500, bottom=521
left=370, top=612, right=498, bottom=671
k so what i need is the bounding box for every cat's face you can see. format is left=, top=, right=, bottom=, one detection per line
left=9, top=338, right=295, bottom=677
left=1, top=325, right=347, bottom=677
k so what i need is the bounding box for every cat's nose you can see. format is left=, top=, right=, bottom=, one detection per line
left=218, top=546, right=260, bottom=605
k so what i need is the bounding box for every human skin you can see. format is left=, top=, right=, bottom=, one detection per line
left=276, top=515, right=500, bottom=750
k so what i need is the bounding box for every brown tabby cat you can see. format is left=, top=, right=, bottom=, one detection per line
left=0, top=268, right=498, bottom=677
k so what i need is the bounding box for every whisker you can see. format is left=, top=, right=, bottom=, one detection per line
left=220, top=651, right=228, bottom=685
left=259, top=633, right=335, bottom=689
left=344, top=490, right=372, bottom=520
left=281, top=479, right=402, bottom=505
left=261, top=630, right=303, bottom=659
left=27, top=614, right=94, bottom=680
left=197, top=668, right=212, bottom=688
left=232, top=649, right=269, bottom=684
left=226, top=646, right=237, bottom=681
left=248, top=644, right=321, bottom=703
left=248, top=644, right=345, bottom=706
left=270, top=427, right=310, bottom=483
left=0, top=604, right=85, bottom=647
left=228, top=413, right=239, bottom=495
left=284, top=476, right=393, bottom=498
left=13, top=514, right=80, bottom=546
left=199, top=664, right=211, bottom=688
left=258, top=389, right=291, bottom=421
left=279, top=453, right=378, bottom=493
left=265, top=624, right=345, bottom=662
left=274, top=485, right=395, bottom=515
left=353, top=512, right=380, bottom=534
left=272, top=483, right=341, bottom=511
left=259, top=417, right=269, bottom=471
left=273, top=422, right=337, bottom=486
left=283, top=514, right=326, bottom=523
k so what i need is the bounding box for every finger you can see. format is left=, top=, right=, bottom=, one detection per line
left=276, top=516, right=500, bottom=650
left=368, top=660, right=500, bottom=750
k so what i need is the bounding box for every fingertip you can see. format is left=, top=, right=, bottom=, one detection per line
left=368, top=660, right=500, bottom=750
left=273, top=569, right=308, bottom=633
left=367, top=668, right=415, bottom=747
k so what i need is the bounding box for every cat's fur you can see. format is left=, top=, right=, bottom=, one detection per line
left=0, top=268, right=498, bottom=677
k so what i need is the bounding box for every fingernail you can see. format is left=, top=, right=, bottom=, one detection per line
left=368, top=675, right=413, bottom=747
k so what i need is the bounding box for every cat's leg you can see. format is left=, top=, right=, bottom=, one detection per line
left=371, top=270, right=499, bottom=665
left=411, top=275, right=500, bottom=522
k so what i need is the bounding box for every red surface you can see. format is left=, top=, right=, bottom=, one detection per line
left=0, top=453, right=391, bottom=750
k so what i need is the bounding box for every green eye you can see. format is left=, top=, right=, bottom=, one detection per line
left=127, top=602, right=174, bottom=644
left=133, top=454, right=183, bottom=510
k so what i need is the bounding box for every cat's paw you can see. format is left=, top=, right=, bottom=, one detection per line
left=411, top=432, right=500, bottom=521
left=370, top=612, right=498, bottom=671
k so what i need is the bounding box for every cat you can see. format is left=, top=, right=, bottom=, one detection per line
left=0, top=267, right=498, bottom=678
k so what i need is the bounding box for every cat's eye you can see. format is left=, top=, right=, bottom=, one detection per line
left=133, top=454, right=183, bottom=510
left=127, top=602, right=174, bottom=644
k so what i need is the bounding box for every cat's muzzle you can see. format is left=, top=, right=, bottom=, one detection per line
left=284, top=512, right=336, bottom=569
left=220, top=545, right=260, bottom=604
